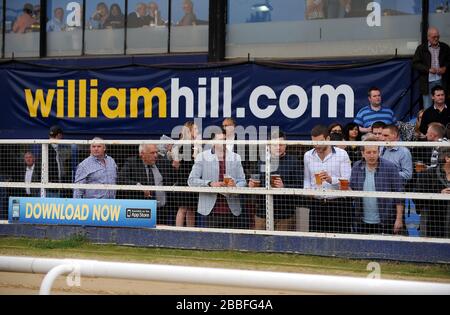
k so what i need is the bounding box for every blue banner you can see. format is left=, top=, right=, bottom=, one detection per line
left=0, top=58, right=418, bottom=138
left=8, top=197, right=156, bottom=228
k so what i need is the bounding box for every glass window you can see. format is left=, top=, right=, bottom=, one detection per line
left=429, top=0, right=450, bottom=45
left=170, top=0, right=209, bottom=52
left=85, top=0, right=125, bottom=55
left=126, top=0, right=169, bottom=54
left=227, top=0, right=422, bottom=59
left=47, top=0, right=83, bottom=57
left=4, top=0, right=40, bottom=58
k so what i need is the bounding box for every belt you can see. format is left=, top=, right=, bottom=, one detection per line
left=313, top=198, right=342, bottom=204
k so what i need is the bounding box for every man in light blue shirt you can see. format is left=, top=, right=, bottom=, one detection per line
left=362, top=165, right=380, bottom=225
left=46, top=7, right=66, bottom=32
left=74, top=138, right=117, bottom=199
left=380, top=124, right=413, bottom=183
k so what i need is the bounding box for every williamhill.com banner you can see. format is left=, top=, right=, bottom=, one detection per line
left=0, top=59, right=415, bottom=138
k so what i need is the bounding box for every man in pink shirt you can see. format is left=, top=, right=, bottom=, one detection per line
left=13, top=3, right=37, bottom=33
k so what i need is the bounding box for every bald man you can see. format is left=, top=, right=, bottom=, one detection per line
left=118, top=144, right=175, bottom=225
left=413, top=27, right=450, bottom=109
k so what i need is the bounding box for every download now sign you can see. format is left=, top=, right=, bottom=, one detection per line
left=8, top=197, right=157, bottom=228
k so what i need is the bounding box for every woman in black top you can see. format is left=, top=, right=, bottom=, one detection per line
left=174, top=121, right=201, bottom=227
left=343, top=122, right=361, bottom=164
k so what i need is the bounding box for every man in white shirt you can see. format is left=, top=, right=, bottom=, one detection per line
left=21, top=151, right=40, bottom=197
left=304, top=125, right=352, bottom=233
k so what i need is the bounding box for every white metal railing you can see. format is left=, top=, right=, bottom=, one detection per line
left=1, top=256, right=449, bottom=295
left=1, top=138, right=449, bottom=235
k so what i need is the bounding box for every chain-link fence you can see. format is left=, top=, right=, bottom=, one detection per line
left=1, top=138, right=449, bottom=239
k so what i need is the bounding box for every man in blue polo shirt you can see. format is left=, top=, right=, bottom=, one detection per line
left=354, top=87, right=397, bottom=135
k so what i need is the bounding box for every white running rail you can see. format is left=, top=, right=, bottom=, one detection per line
left=0, top=256, right=449, bottom=295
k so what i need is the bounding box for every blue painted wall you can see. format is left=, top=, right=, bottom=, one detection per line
left=1, top=224, right=449, bottom=264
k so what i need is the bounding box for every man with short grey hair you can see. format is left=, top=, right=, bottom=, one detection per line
left=73, top=138, right=117, bottom=199
left=413, top=27, right=450, bottom=109
left=118, top=143, right=174, bottom=225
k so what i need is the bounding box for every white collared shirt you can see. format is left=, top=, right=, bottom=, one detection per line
left=428, top=42, right=441, bottom=82
left=25, top=164, right=35, bottom=195
left=304, top=147, right=352, bottom=192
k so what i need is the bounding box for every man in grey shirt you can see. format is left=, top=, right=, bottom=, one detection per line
left=74, top=138, right=117, bottom=199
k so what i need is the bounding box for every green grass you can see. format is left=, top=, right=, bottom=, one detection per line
left=0, top=236, right=449, bottom=282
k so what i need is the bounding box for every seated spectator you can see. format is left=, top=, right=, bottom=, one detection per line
left=104, top=3, right=124, bottom=29
left=414, top=147, right=450, bottom=238
left=128, top=2, right=150, bottom=28
left=252, top=131, right=302, bottom=231
left=350, top=135, right=405, bottom=235
left=74, top=138, right=117, bottom=199
left=147, top=1, right=166, bottom=26
left=46, top=7, right=66, bottom=32
left=304, top=124, right=352, bottom=233
left=89, top=2, right=109, bottom=29
left=188, top=129, right=246, bottom=229
left=177, top=0, right=198, bottom=26
left=12, top=3, right=37, bottom=33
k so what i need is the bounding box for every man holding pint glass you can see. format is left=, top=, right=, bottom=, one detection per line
left=304, top=125, right=352, bottom=233
left=252, top=130, right=302, bottom=231
left=188, top=129, right=246, bottom=229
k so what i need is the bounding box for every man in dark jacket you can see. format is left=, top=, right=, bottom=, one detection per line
left=350, top=135, right=405, bottom=235
left=252, top=131, right=302, bottom=231
left=118, top=144, right=174, bottom=225
left=413, top=27, right=450, bottom=109
left=16, top=151, right=41, bottom=197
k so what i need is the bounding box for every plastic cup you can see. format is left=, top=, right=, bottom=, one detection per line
left=415, top=161, right=426, bottom=173
left=315, top=172, right=323, bottom=186
left=250, top=174, right=261, bottom=187
left=223, top=175, right=232, bottom=186
left=339, top=178, right=349, bottom=190
left=270, top=174, right=281, bottom=187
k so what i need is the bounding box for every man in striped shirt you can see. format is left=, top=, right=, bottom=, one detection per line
left=354, top=86, right=397, bottom=135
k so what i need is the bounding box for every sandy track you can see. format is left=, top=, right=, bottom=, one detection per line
left=0, top=272, right=306, bottom=295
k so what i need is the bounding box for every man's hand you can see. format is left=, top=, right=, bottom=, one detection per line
left=272, top=178, right=284, bottom=188
left=429, top=67, right=438, bottom=74
left=441, top=188, right=450, bottom=194
left=319, top=171, right=332, bottom=184
left=210, top=181, right=225, bottom=187
left=394, top=219, right=403, bottom=234
left=144, top=190, right=152, bottom=198
left=172, top=160, right=180, bottom=169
